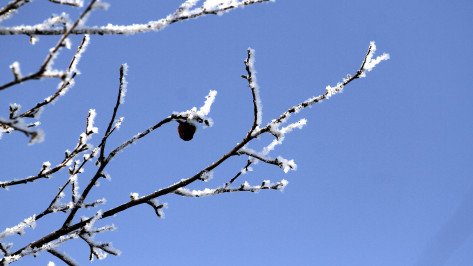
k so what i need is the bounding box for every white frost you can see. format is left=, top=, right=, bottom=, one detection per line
left=86, top=109, right=98, bottom=135
left=197, top=90, right=217, bottom=116
left=0, top=215, right=37, bottom=241
left=69, top=34, right=90, bottom=74
left=130, top=192, right=139, bottom=200
left=247, top=48, right=263, bottom=126
left=361, top=41, right=390, bottom=76
left=29, top=129, right=45, bottom=145
left=120, top=63, right=128, bottom=104
left=9, top=61, right=22, bottom=79
left=277, top=156, right=297, bottom=173
left=200, top=170, right=214, bottom=182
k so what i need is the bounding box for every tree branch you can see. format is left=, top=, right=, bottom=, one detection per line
left=0, top=0, right=272, bottom=36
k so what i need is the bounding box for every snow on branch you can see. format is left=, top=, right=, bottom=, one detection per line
left=360, top=41, right=390, bottom=77
left=47, top=248, right=79, bottom=266
left=85, top=109, right=98, bottom=136
left=109, top=88, right=216, bottom=162
left=174, top=179, right=288, bottom=197
left=9, top=62, right=22, bottom=81
left=0, top=0, right=98, bottom=91
left=2, top=212, right=115, bottom=264
left=146, top=199, right=168, bottom=219
left=78, top=211, right=120, bottom=261
left=174, top=90, right=217, bottom=127
left=237, top=149, right=297, bottom=173
left=0, top=109, right=98, bottom=188
left=0, top=216, right=36, bottom=241
left=130, top=192, right=168, bottom=218
left=98, top=63, right=127, bottom=163
left=264, top=42, right=389, bottom=128
left=67, top=34, right=90, bottom=74
left=0, top=43, right=388, bottom=263
left=0, top=0, right=30, bottom=23
left=5, top=35, right=88, bottom=124
left=0, top=0, right=273, bottom=36
left=49, top=0, right=84, bottom=7
left=241, top=48, right=262, bottom=133
left=0, top=117, right=44, bottom=144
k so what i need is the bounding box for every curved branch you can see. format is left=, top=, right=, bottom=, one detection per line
left=2, top=43, right=389, bottom=263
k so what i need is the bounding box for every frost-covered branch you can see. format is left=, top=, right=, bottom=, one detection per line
left=78, top=211, right=119, bottom=261
left=49, top=0, right=83, bottom=7
left=241, top=48, right=262, bottom=135
left=98, top=63, right=127, bottom=163
left=0, top=0, right=97, bottom=91
left=174, top=179, right=288, bottom=197
left=236, top=149, right=296, bottom=173
left=0, top=109, right=98, bottom=188
left=0, top=34, right=90, bottom=145
left=0, top=0, right=273, bottom=36
left=145, top=198, right=168, bottom=219
left=0, top=117, right=44, bottom=144
left=1, top=44, right=388, bottom=264
left=0, top=216, right=36, bottom=241
left=0, top=0, right=30, bottom=22
left=267, top=41, right=389, bottom=128
left=47, top=248, right=79, bottom=266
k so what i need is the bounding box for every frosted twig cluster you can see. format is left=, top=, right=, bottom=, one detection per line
left=0, top=0, right=272, bottom=36
left=0, top=43, right=388, bottom=264
left=0, top=108, right=99, bottom=188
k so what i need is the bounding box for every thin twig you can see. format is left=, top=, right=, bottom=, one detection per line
left=3, top=43, right=387, bottom=263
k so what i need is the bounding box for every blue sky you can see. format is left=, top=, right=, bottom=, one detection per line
left=1, top=0, right=473, bottom=265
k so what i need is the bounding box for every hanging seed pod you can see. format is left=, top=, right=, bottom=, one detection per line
left=177, top=121, right=196, bottom=141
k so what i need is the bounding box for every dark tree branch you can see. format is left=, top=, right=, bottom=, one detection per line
left=1, top=43, right=388, bottom=264
left=98, top=64, right=127, bottom=163
left=0, top=0, right=272, bottom=36
left=0, top=109, right=96, bottom=188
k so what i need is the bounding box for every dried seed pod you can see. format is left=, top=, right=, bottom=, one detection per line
left=177, top=121, right=196, bottom=141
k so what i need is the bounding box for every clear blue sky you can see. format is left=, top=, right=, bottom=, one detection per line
left=1, top=0, right=473, bottom=265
